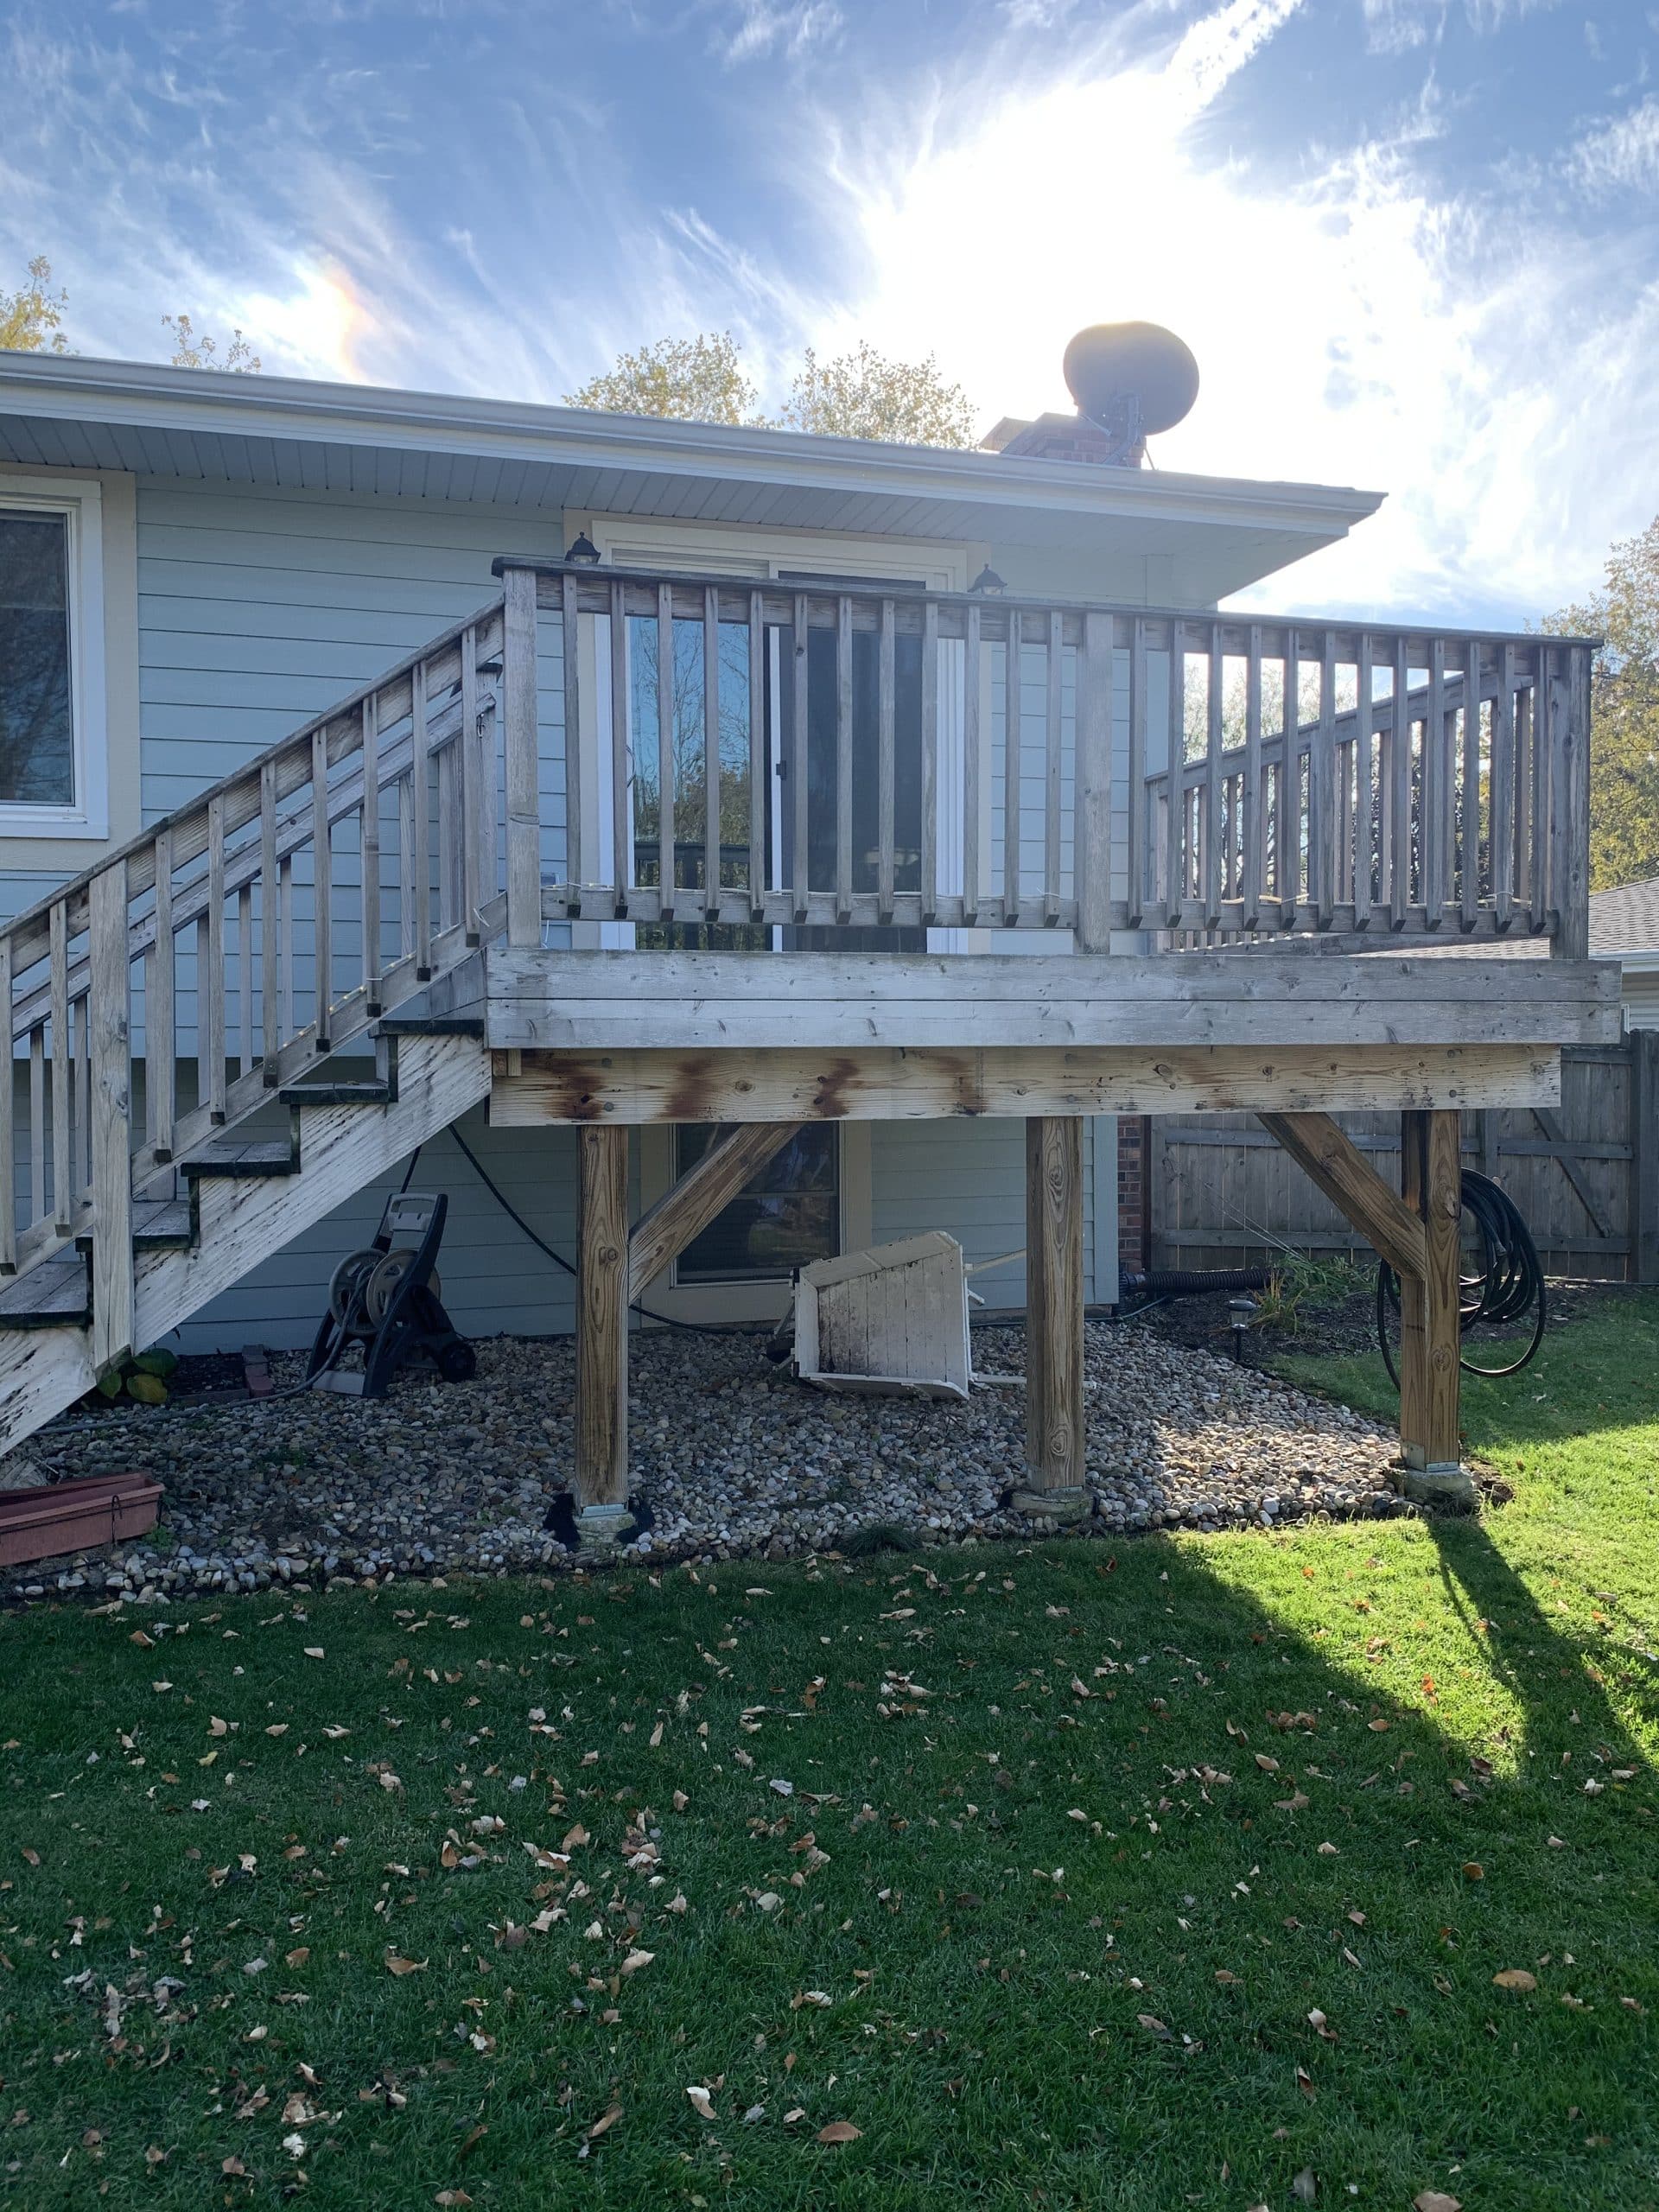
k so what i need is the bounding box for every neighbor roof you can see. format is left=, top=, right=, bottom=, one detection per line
left=0, top=353, right=1383, bottom=606
left=1589, top=876, right=1659, bottom=959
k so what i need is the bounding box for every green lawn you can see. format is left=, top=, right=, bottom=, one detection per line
left=2, top=1298, right=1656, bottom=2212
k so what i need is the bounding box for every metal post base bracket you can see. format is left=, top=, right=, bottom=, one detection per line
left=574, top=1503, right=638, bottom=1550
left=1008, top=1485, right=1093, bottom=1524
left=1392, top=1463, right=1479, bottom=1509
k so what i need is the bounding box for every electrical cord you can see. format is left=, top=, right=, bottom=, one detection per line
left=1374, top=1168, right=1548, bottom=1384
left=441, top=1123, right=758, bottom=1334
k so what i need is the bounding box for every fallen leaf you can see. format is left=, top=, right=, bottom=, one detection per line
left=817, top=2121, right=861, bottom=2145
left=620, top=1948, right=654, bottom=1974
left=1492, top=1968, right=1536, bottom=1993
left=686, top=2086, right=715, bottom=2120
left=1413, top=2195, right=1462, bottom=2212
left=587, top=2106, right=622, bottom=2142
left=1136, top=2013, right=1171, bottom=2039
left=434, top=2193, right=474, bottom=2208
left=303, top=1648, right=324, bottom=1660
left=1461, top=1862, right=1484, bottom=1881
left=1292, top=2168, right=1318, bottom=2202
left=385, top=1954, right=427, bottom=1977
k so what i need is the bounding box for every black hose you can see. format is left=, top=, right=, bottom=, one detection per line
left=1375, top=1168, right=1548, bottom=1382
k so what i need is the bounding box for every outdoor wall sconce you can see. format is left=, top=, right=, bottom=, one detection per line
left=564, top=531, right=602, bottom=565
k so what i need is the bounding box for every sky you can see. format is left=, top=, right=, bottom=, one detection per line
left=3, top=0, right=1657, bottom=624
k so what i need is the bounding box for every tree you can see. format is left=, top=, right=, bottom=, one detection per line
left=1545, top=517, right=1659, bottom=892
left=564, top=329, right=977, bottom=448
left=779, top=341, right=976, bottom=447
left=564, top=332, right=760, bottom=427
left=0, top=256, right=69, bottom=353
left=162, top=313, right=262, bottom=372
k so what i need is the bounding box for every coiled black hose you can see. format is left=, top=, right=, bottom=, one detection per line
left=1375, top=1168, right=1548, bottom=1382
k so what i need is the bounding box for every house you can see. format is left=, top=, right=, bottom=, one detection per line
left=1589, top=876, right=1659, bottom=1028
left=0, top=337, right=1614, bottom=1531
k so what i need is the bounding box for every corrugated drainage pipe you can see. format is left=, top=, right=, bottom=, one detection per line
left=1118, top=1267, right=1274, bottom=1299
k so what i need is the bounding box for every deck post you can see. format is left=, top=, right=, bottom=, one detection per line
left=88, top=863, right=134, bottom=1376
left=1398, top=1109, right=1465, bottom=1492
left=1020, top=1114, right=1087, bottom=1510
left=502, top=565, right=542, bottom=950
left=575, top=1122, right=631, bottom=1529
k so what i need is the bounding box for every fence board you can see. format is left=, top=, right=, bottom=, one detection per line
left=1147, top=1041, right=1643, bottom=1282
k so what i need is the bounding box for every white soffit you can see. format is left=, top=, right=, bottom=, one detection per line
left=0, top=353, right=1383, bottom=600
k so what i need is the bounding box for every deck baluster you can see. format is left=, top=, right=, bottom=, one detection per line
left=1127, top=618, right=1147, bottom=929
left=704, top=587, right=723, bottom=923
left=963, top=602, right=982, bottom=927
left=1004, top=612, right=1022, bottom=925
left=49, top=901, right=70, bottom=1231
left=149, top=824, right=176, bottom=1147
left=878, top=598, right=898, bottom=926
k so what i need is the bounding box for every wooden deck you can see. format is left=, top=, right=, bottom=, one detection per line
left=0, top=554, right=1611, bottom=1516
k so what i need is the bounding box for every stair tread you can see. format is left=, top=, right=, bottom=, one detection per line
left=77, top=1198, right=194, bottom=1254
left=185, top=1137, right=298, bottom=1178
left=374, top=1014, right=485, bottom=1036
left=278, top=1081, right=391, bottom=1106
left=0, top=1256, right=90, bottom=1326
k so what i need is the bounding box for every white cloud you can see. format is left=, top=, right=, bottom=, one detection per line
left=1570, top=96, right=1659, bottom=197
left=793, top=3, right=1659, bottom=621
left=716, top=1, right=843, bottom=66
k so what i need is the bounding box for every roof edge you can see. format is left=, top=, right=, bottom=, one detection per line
left=0, top=352, right=1385, bottom=536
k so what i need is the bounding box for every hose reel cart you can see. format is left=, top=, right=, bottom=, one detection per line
left=307, top=1191, right=476, bottom=1398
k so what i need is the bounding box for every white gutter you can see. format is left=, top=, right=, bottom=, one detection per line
left=0, top=353, right=1383, bottom=541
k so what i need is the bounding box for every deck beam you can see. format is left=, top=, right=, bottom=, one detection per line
left=493, top=1042, right=1562, bottom=1128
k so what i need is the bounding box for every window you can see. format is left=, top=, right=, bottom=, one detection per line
left=673, top=1123, right=839, bottom=1284
left=0, top=512, right=73, bottom=806
left=0, top=480, right=107, bottom=838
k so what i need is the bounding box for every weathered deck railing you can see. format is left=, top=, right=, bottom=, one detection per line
left=493, top=560, right=1592, bottom=962
left=3, top=601, right=505, bottom=1360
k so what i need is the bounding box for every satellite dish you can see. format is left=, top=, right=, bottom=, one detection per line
left=1062, top=321, right=1199, bottom=439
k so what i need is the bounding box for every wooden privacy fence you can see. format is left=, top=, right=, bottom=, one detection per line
left=1147, top=1033, right=1659, bottom=1284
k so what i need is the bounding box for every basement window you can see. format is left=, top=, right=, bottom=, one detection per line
left=673, top=1123, right=840, bottom=1284
left=0, top=480, right=108, bottom=838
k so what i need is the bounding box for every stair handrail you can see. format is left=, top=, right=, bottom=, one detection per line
left=2, top=595, right=508, bottom=1362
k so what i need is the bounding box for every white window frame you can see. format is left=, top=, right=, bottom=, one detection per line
left=0, top=474, right=108, bottom=840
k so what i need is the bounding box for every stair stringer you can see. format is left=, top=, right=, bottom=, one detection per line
left=0, top=1033, right=492, bottom=1458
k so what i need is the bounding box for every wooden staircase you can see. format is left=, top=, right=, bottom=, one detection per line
left=1, top=601, right=508, bottom=1459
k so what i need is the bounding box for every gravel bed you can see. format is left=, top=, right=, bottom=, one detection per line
left=2, top=1322, right=1401, bottom=1602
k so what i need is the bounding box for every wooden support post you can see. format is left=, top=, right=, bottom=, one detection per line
left=1023, top=1115, right=1085, bottom=1499
left=628, top=1122, right=803, bottom=1302
left=575, top=1123, right=630, bottom=1514
left=88, top=865, right=134, bottom=1376
left=1399, top=1108, right=1462, bottom=1474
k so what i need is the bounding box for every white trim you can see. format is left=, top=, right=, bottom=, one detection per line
left=0, top=474, right=107, bottom=840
